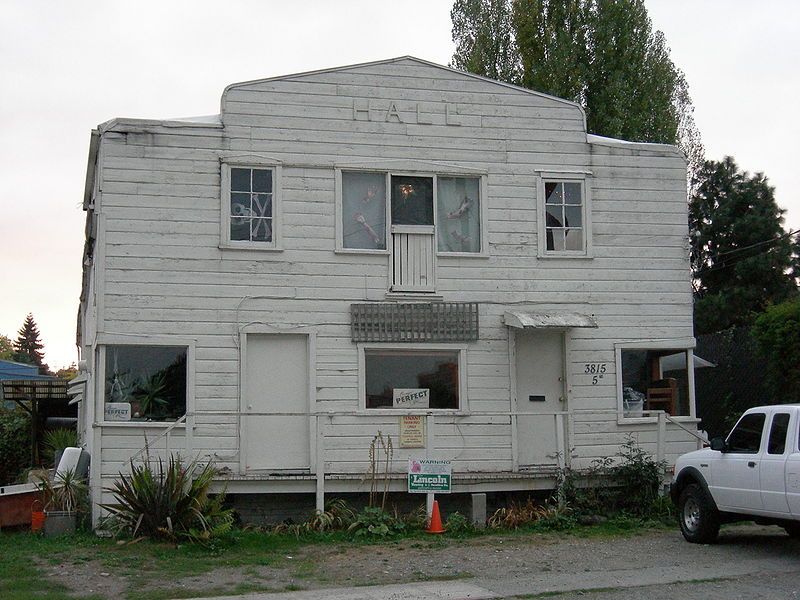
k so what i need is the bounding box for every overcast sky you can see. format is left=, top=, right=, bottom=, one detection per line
left=1, top=0, right=797, bottom=369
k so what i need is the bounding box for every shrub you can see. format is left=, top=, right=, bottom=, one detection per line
left=37, top=468, right=87, bottom=513
left=752, top=299, right=800, bottom=404
left=560, top=436, right=666, bottom=518
left=277, top=498, right=357, bottom=536
left=100, top=456, right=233, bottom=543
left=444, top=511, right=473, bottom=536
left=347, top=506, right=406, bottom=538
left=488, top=498, right=565, bottom=529
left=41, top=428, right=79, bottom=465
left=0, top=409, right=31, bottom=485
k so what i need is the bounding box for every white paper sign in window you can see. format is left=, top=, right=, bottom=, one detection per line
left=392, top=388, right=430, bottom=408
left=342, top=172, right=386, bottom=250
left=437, top=177, right=481, bottom=253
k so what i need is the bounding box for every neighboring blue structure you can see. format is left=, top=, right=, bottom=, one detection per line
left=0, top=359, right=57, bottom=409
left=0, top=359, right=52, bottom=381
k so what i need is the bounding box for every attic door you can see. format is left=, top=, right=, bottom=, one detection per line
left=390, top=176, right=435, bottom=292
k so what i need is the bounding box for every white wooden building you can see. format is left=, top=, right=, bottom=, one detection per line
left=75, top=57, right=703, bottom=521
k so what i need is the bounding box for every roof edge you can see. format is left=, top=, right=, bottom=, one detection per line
left=221, top=56, right=587, bottom=126
left=587, top=133, right=682, bottom=156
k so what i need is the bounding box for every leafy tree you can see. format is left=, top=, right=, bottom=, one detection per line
left=55, top=363, right=79, bottom=381
left=690, top=157, right=797, bottom=334
left=452, top=0, right=704, bottom=180
left=0, top=335, right=13, bottom=361
left=13, top=314, right=47, bottom=372
left=513, top=0, right=587, bottom=102
left=751, top=299, right=800, bottom=404
left=451, top=0, right=521, bottom=83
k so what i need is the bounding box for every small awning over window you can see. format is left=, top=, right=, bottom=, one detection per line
left=503, top=311, right=598, bottom=329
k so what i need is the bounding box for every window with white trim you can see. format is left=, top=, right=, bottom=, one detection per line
left=336, top=170, right=485, bottom=255
left=538, top=177, right=589, bottom=256
left=104, top=345, right=187, bottom=422
left=364, top=348, right=461, bottom=410
left=619, top=348, right=692, bottom=418
left=221, top=163, right=280, bottom=249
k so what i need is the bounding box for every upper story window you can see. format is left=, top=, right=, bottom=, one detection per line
left=537, top=175, right=590, bottom=257
left=221, top=162, right=281, bottom=250
left=437, top=177, right=481, bottom=253
left=341, top=171, right=387, bottom=250
left=336, top=169, right=485, bottom=255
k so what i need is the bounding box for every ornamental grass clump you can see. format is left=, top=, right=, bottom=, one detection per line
left=101, top=456, right=233, bottom=543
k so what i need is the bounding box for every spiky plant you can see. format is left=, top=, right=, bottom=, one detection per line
left=100, top=456, right=233, bottom=542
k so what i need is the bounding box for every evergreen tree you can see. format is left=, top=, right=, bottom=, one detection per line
left=450, top=0, right=521, bottom=83
left=690, top=157, right=798, bottom=334
left=13, top=314, right=45, bottom=368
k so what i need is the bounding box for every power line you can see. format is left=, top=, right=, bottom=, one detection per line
left=713, top=228, right=800, bottom=259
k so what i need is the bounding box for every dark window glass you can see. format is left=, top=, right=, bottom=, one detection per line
left=620, top=349, right=690, bottom=416
left=768, top=413, right=790, bottom=455
left=365, top=350, right=459, bottom=409
left=105, top=345, right=187, bottom=421
left=727, top=413, right=766, bottom=453
left=391, top=176, right=433, bottom=225
left=229, top=167, right=273, bottom=243
left=544, top=181, right=583, bottom=252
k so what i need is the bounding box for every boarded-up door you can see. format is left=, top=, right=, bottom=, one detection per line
left=514, top=330, right=565, bottom=468
left=243, top=334, right=310, bottom=472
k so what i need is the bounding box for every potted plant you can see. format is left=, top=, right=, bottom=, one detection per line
left=133, top=372, right=168, bottom=419
left=38, top=468, right=87, bottom=536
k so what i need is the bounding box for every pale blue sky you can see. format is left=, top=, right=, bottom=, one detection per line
left=1, top=0, right=797, bottom=368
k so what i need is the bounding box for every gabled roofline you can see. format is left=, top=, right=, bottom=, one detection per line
left=221, top=55, right=587, bottom=126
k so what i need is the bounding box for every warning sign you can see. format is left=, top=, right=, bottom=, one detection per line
left=408, top=458, right=452, bottom=493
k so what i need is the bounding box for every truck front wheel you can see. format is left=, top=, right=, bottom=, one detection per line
left=678, top=483, right=720, bottom=544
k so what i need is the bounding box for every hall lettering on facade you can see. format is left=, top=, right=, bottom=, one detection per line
left=352, top=99, right=478, bottom=127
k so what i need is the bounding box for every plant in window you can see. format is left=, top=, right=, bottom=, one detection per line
left=133, top=371, right=168, bottom=419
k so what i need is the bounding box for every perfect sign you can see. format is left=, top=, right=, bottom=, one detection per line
left=408, top=458, right=452, bottom=493
left=393, top=388, right=429, bottom=409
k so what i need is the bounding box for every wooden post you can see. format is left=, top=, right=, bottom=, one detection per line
left=315, top=415, right=325, bottom=512
left=555, top=413, right=566, bottom=470
left=657, top=411, right=666, bottom=464
left=426, top=413, right=435, bottom=519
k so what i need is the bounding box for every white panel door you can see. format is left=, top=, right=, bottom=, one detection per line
left=243, top=334, right=310, bottom=471
left=515, top=330, right=565, bottom=468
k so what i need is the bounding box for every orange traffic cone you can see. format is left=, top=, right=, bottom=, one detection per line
left=426, top=500, right=445, bottom=534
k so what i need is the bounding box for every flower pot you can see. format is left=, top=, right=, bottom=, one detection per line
left=43, top=510, right=76, bottom=537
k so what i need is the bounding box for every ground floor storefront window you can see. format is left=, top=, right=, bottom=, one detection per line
left=619, top=347, right=693, bottom=418
left=364, top=349, right=460, bottom=409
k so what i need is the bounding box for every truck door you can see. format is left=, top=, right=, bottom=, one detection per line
left=760, top=411, right=792, bottom=515
left=711, top=412, right=766, bottom=511
left=786, top=412, right=800, bottom=517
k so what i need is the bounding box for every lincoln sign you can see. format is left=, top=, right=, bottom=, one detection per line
left=408, top=459, right=452, bottom=493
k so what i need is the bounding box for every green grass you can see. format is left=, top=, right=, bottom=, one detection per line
left=0, top=515, right=675, bottom=600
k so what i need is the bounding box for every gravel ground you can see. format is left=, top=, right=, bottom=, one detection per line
left=46, top=523, right=800, bottom=599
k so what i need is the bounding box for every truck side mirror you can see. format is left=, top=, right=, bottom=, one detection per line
left=710, top=437, right=727, bottom=452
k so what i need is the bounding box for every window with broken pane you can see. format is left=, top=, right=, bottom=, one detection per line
left=230, top=167, right=273, bottom=243
left=544, top=181, right=583, bottom=252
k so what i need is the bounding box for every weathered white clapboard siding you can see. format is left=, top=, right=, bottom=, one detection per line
left=83, top=57, right=698, bottom=494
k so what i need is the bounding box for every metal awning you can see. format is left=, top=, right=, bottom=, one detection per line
left=503, top=311, right=598, bottom=329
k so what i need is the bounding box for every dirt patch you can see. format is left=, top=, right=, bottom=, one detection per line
left=37, top=558, right=127, bottom=599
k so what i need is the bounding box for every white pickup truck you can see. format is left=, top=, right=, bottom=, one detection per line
left=671, top=404, right=800, bottom=543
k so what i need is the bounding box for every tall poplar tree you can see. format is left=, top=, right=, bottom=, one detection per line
left=690, top=157, right=797, bottom=334
left=450, top=0, right=521, bottom=83
left=451, top=0, right=704, bottom=178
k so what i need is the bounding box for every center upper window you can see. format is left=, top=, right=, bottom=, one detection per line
left=337, top=170, right=484, bottom=255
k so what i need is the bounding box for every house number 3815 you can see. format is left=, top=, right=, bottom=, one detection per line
left=584, top=363, right=607, bottom=385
